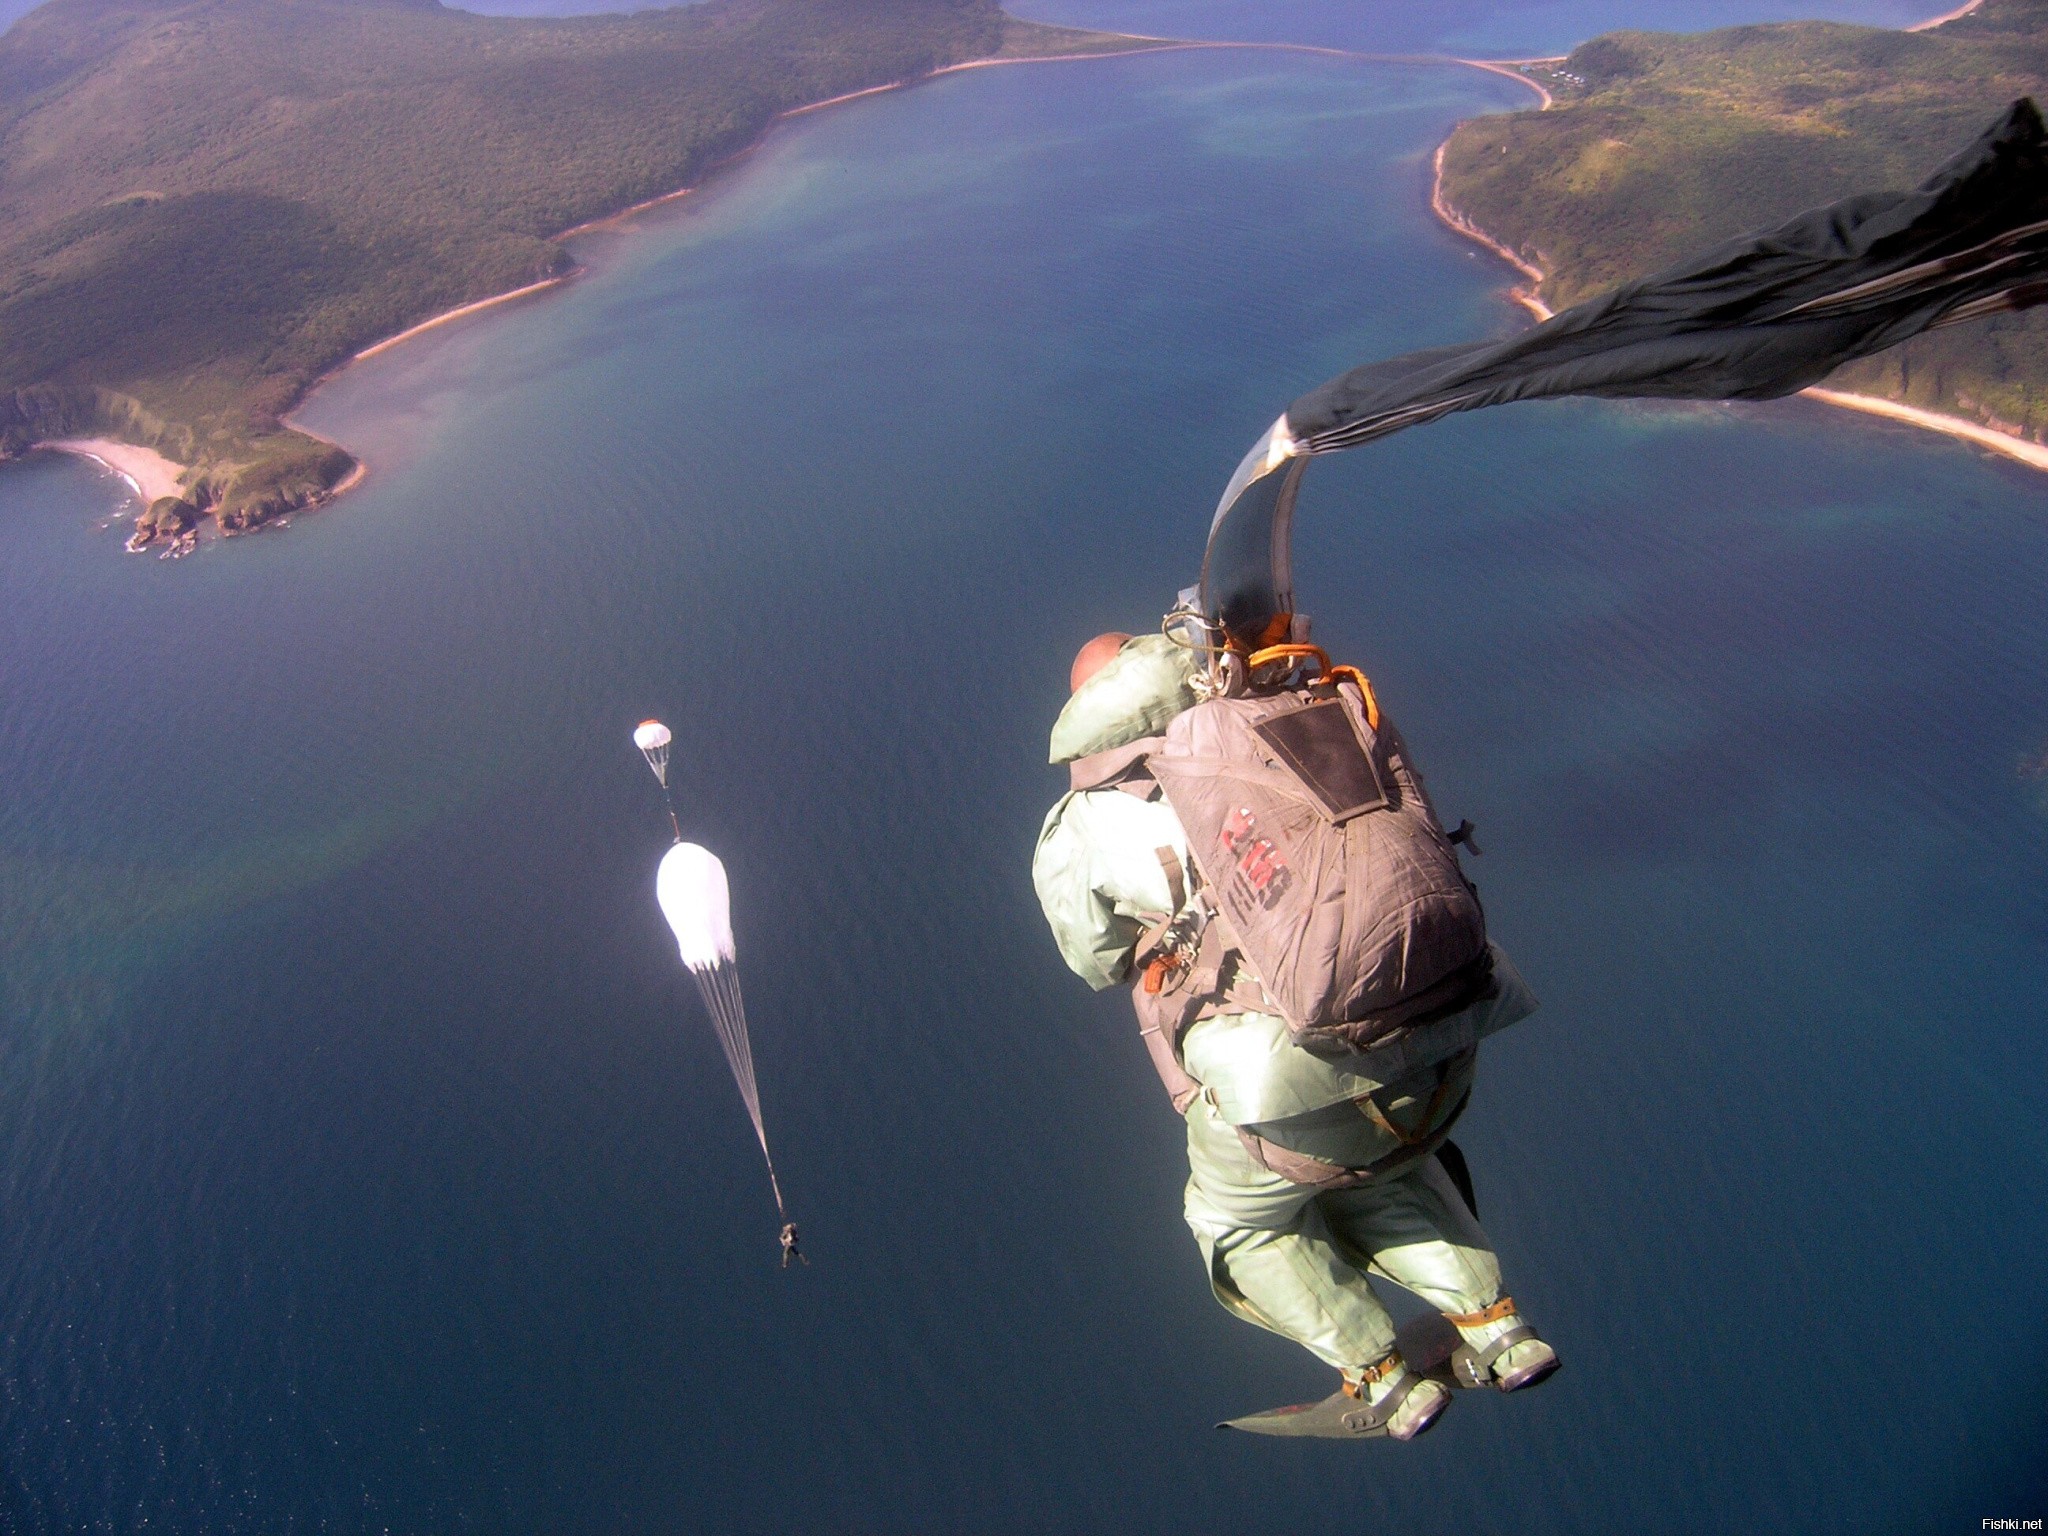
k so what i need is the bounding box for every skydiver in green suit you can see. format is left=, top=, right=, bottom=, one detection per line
left=1033, top=631, right=1559, bottom=1440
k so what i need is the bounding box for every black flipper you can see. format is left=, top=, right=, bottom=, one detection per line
left=1436, top=1139, right=1478, bottom=1219
left=1219, top=1388, right=1390, bottom=1438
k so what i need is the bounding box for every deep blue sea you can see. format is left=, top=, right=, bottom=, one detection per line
left=3, top=4, right=2044, bottom=1531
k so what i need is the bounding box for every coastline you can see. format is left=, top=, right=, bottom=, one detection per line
left=1450, top=55, right=1553, bottom=109
left=325, top=39, right=1551, bottom=393
left=1906, top=0, right=1985, bottom=29
left=1430, top=141, right=1554, bottom=321
left=1424, top=2, right=2048, bottom=477
left=33, top=38, right=1587, bottom=532
left=42, top=438, right=185, bottom=504
left=350, top=276, right=572, bottom=363
left=1428, top=159, right=2048, bottom=473
left=48, top=0, right=2032, bottom=534
left=1801, top=388, right=2048, bottom=469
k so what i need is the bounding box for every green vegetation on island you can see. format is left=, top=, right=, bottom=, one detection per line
left=0, top=0, right=1157, bottom=540
left=1438, top=0, right=2048, bottom=443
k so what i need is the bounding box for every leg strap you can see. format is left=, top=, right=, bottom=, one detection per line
left=1443, top=1295, right=1518, bottom=1328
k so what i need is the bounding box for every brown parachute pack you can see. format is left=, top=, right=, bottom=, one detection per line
left=1137, top=650, right=1491, bottom=1056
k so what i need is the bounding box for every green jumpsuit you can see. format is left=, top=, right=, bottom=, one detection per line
left=1034, top=781, right=1539, bottom=1379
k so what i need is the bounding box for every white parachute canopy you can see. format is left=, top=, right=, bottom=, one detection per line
left=634, top=719, right=673, bottom=788
left=655, top=841, right=784, bottom=1219
left=656, top=841, right=734, bottom=972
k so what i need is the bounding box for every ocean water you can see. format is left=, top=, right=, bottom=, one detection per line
left=1009, top=0, right=1941, bottom=55
left=0, top=0, right=1954, bottom=47
left=2, top=25, right=2044, bottom=1536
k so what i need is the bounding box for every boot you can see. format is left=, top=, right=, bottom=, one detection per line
left=1342, top=1349, right=1452, bottom=1440
left=1444, top=1296, right=1561, bottom=1393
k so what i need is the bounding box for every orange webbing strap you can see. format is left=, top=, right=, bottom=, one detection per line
left=1246, top=642, right=1330, bottom=675
left=1242, top=644, right=1383, bottom=732
left=1343, top=1349, right=1408, bottom=1397
left=1443, top=1296, right=1518, bottom=1328
left=1251, top=611, right=1294, bottom=649
left=1322, top=665, right=1381, bottom=731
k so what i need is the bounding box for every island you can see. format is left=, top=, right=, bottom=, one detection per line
left=1434, top=0, right=2048, bottom=461
left=0, top=0, right=1163, bottom=548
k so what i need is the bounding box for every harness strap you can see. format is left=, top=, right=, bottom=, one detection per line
left=1137, top=1012, right=1203, bottom=1114
left=1359, top=1053, right=1467, bottom=1147
left=1345, top=1349, right=1408, bottom=1394
left=1443, top=1295, right=1518, bottom=1329
left=1235, top=1084, right=1471, bottom=1191
left=1155, top=846, right=1186, bottom=914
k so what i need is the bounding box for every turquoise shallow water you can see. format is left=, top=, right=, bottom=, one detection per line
left=3, top=22, right=2045, bottom=1535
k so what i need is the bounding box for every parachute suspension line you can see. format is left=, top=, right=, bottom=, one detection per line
left=687, top=959, right=786, bottom=1221
left=634, top=720, right=680, bottom=839
left=653, top=835, right=794, bottom=1249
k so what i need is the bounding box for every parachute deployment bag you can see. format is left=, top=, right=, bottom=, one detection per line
left=1147, top=679, right=1490, bottom=1051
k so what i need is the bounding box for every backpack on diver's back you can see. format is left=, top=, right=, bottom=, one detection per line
left=1148, top=669, right=1491, bottom=1052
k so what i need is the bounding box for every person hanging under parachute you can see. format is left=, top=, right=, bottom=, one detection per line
left=636, top=722, right=798, bottom=1264
left=1033, top=100, right=2048, bottom=1440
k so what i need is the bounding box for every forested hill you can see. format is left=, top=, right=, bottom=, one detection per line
left=1436, top=0, right=2048, bottom=447
left=0, top=0, right=1140, bottom=540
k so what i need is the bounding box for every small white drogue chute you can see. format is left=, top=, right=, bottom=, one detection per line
left=655, top=839, right=789, bottom=1233
left=634, top=718, right=681, bottom=839
left=633, top=719, right=672, bottom=787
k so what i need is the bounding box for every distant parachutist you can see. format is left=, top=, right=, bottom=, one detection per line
left=640, top=762, right=796, bottom=1261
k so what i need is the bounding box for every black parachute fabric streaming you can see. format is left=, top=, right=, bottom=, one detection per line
left=1203, top=98, right=2048, bottom=643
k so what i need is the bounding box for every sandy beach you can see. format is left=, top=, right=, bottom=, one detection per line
left=1907, top=0, right=1984, bottom=30
left=1802, top=387, right=2048, bottom=468
left=44, top=438, right=185, bottom=505
left=351, top=276, right=570, bottom=362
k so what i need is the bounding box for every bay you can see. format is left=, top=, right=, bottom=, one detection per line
left=3, top=20, right=2044, bottom=1533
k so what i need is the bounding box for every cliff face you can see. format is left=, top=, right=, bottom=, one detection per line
left=0, top=0, right=1014, bottom=538
left=1436, top=0, right=2048, bottom=444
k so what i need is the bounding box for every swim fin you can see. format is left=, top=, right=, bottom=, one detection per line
left=1217, top=1313, right=1469, bottom=1438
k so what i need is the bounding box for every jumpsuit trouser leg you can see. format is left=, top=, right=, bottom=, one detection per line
left=1182, top=1094, right=1505, bottom=1376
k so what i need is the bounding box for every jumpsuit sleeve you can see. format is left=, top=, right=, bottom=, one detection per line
left=1032, top=790, right=1188, bottom=992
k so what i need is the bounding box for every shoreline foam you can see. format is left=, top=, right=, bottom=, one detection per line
left=42, top=438, right=185, bottom=505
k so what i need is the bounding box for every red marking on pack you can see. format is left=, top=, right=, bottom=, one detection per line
left=1221, top=806, right=1293, bottom=912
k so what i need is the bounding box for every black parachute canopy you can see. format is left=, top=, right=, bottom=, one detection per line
left=1203, top=98, right=2048, bottom=646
